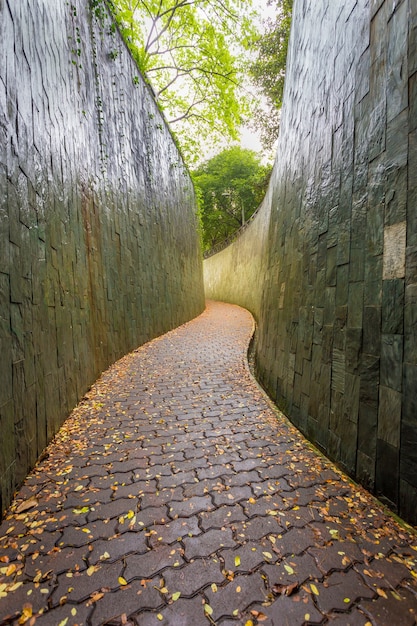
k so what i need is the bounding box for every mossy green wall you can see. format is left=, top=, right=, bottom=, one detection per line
left=204, top=0, right=417, bottom=524
left=0, top=0, right=204, bottom=515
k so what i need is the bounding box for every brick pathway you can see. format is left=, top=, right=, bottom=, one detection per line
left=1, top=301, right=417, bottom=626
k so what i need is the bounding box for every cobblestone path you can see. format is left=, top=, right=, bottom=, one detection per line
left=1, top=301, right=417, bottom=626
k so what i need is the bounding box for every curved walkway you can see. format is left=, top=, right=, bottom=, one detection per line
left=1, top=301, right=417, bottom=626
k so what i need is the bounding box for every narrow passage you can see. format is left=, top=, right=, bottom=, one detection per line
left=1, top=301, right=417, bottom=625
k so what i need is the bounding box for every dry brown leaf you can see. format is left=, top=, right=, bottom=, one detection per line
left=16, top=498, right=38, bottom=514
left=272, top=581, right=298, bottom=596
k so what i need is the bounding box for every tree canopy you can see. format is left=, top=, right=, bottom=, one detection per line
left=249, top=0, right=293, bottom=150
left=192, top=147, right=272, bottom=251
left=110, top=0, right=257, bottom=162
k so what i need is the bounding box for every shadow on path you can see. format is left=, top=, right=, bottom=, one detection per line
left=1, top=301, right=417, bottom=625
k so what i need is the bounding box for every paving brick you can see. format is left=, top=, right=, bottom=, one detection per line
left=162, top=557, right=224, bottom=596
left=203, top=572, right=266, bottom=622
left=183, top=528, right=235, bottom=559
left=168, top=495, right=214, bottom=519
left=314, top=569, right=376, bottom=613
left=199, top=504, right=247, bottom=530
left=90, top=579, right=163, bottom=625
left=147, top=516, right=201, bottom=547
left=124, top=545, right=184, bottom=581
left=246, top=590, right=324, bottom=625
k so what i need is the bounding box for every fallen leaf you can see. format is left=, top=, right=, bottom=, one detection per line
left=211, top=583, right=218, bottom=593
left=118, top=577, right=128, bottom=586
left=272, top=582, right=298, bottom=596
left=310, top=583, right=319, bottom=596
left=250, top=610, right=268, bottom=622
left=16, top=498, right=38, bottom=514
left=262, top=552, right=273, bottom=560
left=204, top=604, right=213, bottom=616
left=235, top=555, right=241, bottom=567
left=284, top=564, right=295, bottom=575
left=376, top=588, right=388, bottom=599
left=172, top=591, right=181, bottom=601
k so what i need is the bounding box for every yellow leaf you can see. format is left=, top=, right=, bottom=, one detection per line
left=127, top=510, right=135, bottom=519
left=87, top=566, right=96, bottom=576
left=343, top=598, right=350, bottom=603
left=172, top=591, right=181, bottom=601
left=248, top=497, right=256, bottom=504
left=8, top=582, right=23, bottom=592
left=305, top=615, right=310, bottom=622
left=235, top=556, right=241, bottom=567
left=284, top=564, right=294, bottom=575
left=58, top=620, right=68, bottom=626
left=118, top=577, right=128, bottom=586
left=71, top=608, right=77, bottom=616
left=100, top=552, right=110, bottom=560
left=236, top=586, right=241, bottom=593
left=160, top=587, right=168, bottom=594
left=310, top=584, right=319, bottom=596
left=157, top=614, right=163, bottom=621
left=268, top=510, right=278, bottom=516
left=204, top=604, right=213, bottom=616
left=376, top=588, right=388, bottom=599
left=211, top=583, right=218, bottom=593
left=262, top=552, right=273, bottom=560
left=233, top=609, right=239, bottom=616
left=75, top=485, right=84, bottom=492
left=245, top=621, right=254, bottom=626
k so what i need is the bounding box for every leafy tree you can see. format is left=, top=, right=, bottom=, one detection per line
left=249, top=0, right=293, bottom=150
left=109, top=0, right=257, bottom=162
left=192, top=147, right=272, bottom=251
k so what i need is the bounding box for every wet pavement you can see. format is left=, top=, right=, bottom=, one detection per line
left=1, top=300, right=417, bottom=626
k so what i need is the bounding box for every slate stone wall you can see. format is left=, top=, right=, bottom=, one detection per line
left=205, top=0, right=417, bottom=523
left=0, top=0, right=205, bottom=515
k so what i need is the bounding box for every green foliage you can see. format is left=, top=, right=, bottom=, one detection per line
left=109, top=0, right=257, bottom=163
left=250, top=0, right=293, bottom=150
left=192, top=147, right=272, bottom=251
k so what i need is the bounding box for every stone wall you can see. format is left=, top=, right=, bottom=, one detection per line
left=0, top=0, right=205, bottom=515
left=204, top=0, right=417, bottom=523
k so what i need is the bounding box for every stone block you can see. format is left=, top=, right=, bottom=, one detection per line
left=382, top=278, right=404, bottom=333
left=331, top=348, right=345, bottom=394
left=346, top=327, right=362, bottom=372
left=383, top=221, right=406, bottom=279
left=335, top=264, right=349, bottom=307
left=356, top=449, right=375, bottom=491
left=363, top=306, right=381, bottom=356
left=386, top=1, right=408, bottom=121
left=378, top=382, right=401, bottom=449
left=399, top=479, right=417, bottom=526
left=404, top=284, right=417, bottom=362
left=400, top=418, right=417, bottom=488
left=376, top=439, right=399, bottom=507
left=347, top=281, right=364, bottom=327
left=344, top=372, right=360, bottom=424
left=410, top=70, right=417, bottom=135
left=385, top=165, right=407, bottom=226
left=339, top=419, right=358, bottom=474
left=358, top=402, right=377, bottom=460
left=380, top=334, right=403, bottom=391
left=359, top=354, right=380, bottom=407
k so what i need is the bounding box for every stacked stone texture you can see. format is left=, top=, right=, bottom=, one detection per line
left=204, top=0, right=417, bottom=524
left=0, top=0, right=204, bottom=516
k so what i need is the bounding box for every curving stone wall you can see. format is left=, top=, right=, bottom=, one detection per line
left=0, top=0, right=205, bottom=515
left=204, top=0, right=417, bottom=523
